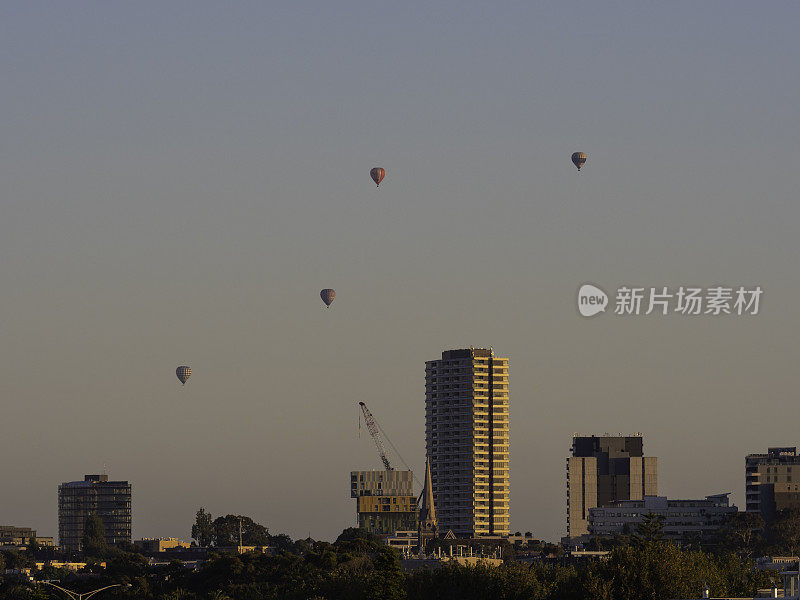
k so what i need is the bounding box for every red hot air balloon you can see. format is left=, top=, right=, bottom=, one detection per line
left=320, top=289, right=335, bottom=307
left=571, top=152, right=587, bottom=171
left=176, top=366, right=191, bottom=385
left=370, top=167, right=385, bottom=187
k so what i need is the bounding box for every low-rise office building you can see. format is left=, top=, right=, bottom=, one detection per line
left=588, top=494, right=736, bottom=543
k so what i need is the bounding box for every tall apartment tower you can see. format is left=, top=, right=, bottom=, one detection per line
left=566, top=435, right=657, bottom=539
left=745, top=447, right=800, bottom=524
left=58, top=474, right=132, bottom=551
left=425, top=348, right=510, bottom=538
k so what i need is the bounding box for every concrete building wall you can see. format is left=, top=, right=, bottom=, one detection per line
left=566, top=436, right=657, bottom=539
left=746, top=447, right=800, bottom=523
left=567, top=457, right=597, bottom=537
left=774, top=482, right=800, bottom=512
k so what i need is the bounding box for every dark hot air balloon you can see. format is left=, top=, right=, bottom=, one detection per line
left=370, top=167, right=385, bottom=187
left=571, top=152, right=587, bottom=171
left=320, top=289, right=335, bottom=307
left=176, top=366, right=191, bottom=385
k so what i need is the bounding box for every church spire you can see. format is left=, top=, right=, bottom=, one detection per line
left=417, top=456, right=437, bottom=555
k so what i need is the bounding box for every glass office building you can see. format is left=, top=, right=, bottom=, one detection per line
left=58, top=474, right=132, bottom=551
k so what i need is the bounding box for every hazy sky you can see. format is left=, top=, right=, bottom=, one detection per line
left=1, top=2, right=799, bottom=543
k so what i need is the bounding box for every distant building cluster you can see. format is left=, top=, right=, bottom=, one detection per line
left=6, top=347, right=800, bottom=557
left=0, top=525, right=53, bottom=549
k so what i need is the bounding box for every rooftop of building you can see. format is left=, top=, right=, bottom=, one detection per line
left=747, top=447, right=798, bottom=459
left=593, top=493, right=734, bottom=510
left=60, top=474, right=130, bottom=487
left=431, top=348, right=506, bottom=361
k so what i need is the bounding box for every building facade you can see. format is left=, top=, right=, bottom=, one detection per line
left=0, top=526, right=37, bottom=546
left=134, top=538, right=192, bottom=553
left=58, top=474, right=132, bottom=551
left=588, top=494, right=736, bottom=543
left=350, top=470, right=416, bottom=534
left=746, top=447, right=800, bottom=524
left=425, top=348, right=510, bottom=538
left=567, top=435, right=657, bottom=538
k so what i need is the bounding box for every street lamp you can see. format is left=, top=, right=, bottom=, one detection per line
left=41, top=582, right=125, bottom=600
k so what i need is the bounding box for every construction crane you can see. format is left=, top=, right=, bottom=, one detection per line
left=359, top=401, right=393, bottom=471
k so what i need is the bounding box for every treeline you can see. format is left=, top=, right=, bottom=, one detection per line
left=0, top=527, right=776, bottom=600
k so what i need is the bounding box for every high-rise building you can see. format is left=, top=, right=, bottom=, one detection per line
left=350, top=470, right=416, bottom=534
left=745, top=447, right=800, bottom=524
left=566, top=434, right=657, bottom=539
left=425, top=348, right=510, bottom=538
left=58, top=474, right=132, bottom=551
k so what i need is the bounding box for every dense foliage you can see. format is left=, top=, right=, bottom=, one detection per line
left=0, top=537, right=775, bottom=600
left=4, top=510, right=797, bottom=599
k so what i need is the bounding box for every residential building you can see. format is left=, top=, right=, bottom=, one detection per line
left=588, top=494, right=737, bottom=543
left=425, top=347, right=510, bottom=538
left=746, top=447, right=800, bottom=524
left=58, top=474, right=132, bottom=551
left=350, top=470, right=416, bottom=534
left=567, top=434, right=658, bottom=538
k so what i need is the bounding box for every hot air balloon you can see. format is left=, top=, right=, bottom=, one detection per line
left=320, top=289, right=335, bottom=307
left=571, top=152, right=587, bottom=171
left=176, top=366, right=191, bottom=385
left=370, top=167, right=385, bottom=187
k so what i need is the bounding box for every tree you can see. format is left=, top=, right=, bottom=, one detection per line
left=634, top=512, right=665, bottom=545
left=82, top=514, right=107, bottom=557
left=718, top=511, right=764, bottom=558
left=334, top=527, right=384, bottom=553
left=771, top=508, right=800, bottom=556
left=211, top=515, right=269, bottom=547
left=192, top=507, right=214, bottom=548
left=269, top=533, right=295, bottom=553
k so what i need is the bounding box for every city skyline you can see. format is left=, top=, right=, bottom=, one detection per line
left=1, top=2, right=799, bottom=544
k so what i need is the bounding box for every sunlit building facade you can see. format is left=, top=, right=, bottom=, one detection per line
left=425, top=348, right=510, bottom=538
left=350, top=470, right=416, bottom=534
